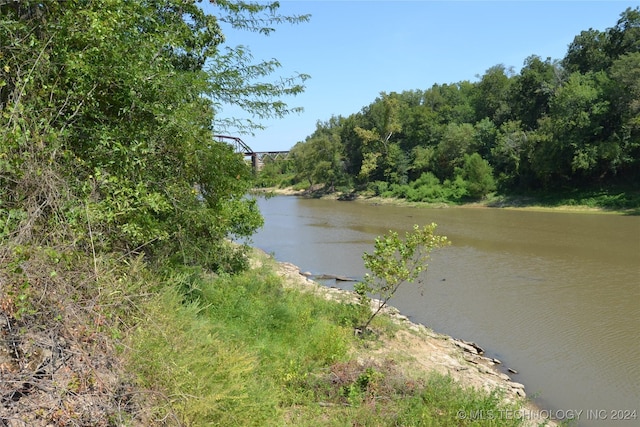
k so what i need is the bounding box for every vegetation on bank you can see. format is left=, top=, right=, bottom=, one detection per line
left=3, top=242, right=537, bottom=425
left=256, top=7, right=640, bottom=211
left=0, top=1, right=541, bottom=425
left=126, top=250, right=535, bottom=426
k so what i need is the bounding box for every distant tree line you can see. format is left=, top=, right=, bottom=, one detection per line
left=261, top=8, right=639, bottom=202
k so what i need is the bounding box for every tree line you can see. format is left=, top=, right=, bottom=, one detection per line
left=261, top=7, right=639, bottom=203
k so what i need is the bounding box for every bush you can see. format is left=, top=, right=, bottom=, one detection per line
left=355, top=224, right=449, bottom=330
left=459, top=153, right=496, bottom=199
left=368, top=180, right=389, bottom=196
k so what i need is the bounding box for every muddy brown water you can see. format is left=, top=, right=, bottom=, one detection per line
left=249, top=195, right=639, bottom=426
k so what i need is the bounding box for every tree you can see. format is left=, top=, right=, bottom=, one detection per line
left=608, top=52, right=640, bottom=178
left=288, top=118, right=348, bottom=190
left=434, top=122, right=476, bottom=179
left=355, top=224, right=449, bottom=331
left=473, top=118, right=498, bottom=159
left=473, top=64, right=514, bottom=125
left=458, top=153, right=496, bottom=199
left=563, top=29, right=612, bottom=74
left=605, top=7, right=640, bottom=61
left=409, top=145, right=436, bottom=181
left=491, top=120, right=528, bottom=188
left=354, top=93, right=403, bottom=183
left=549, top=71, right=613, bottom=181
left=563, top=7, right=639, bottom=74
left=421, top=82, right=475, bottom=125
left=510, top=55, right=561, bottom=130
left=0, top=0, right=309, bottom=271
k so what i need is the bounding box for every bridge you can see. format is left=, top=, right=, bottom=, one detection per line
left=213, top=135, right=290, bottom=170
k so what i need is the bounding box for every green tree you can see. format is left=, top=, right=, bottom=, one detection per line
left=563, top=29, right=612, bottom=74
left=549, top=71, right=613, bottom=181
left=473, top=64, right=513, bottom=125
left=563, top=7, right=639, bottom=73
left=289, top=118, right=347, bottom=190
left=355, top=224, right=449, bottom=331
left=402, top=104, right=442, bottom=152
left=608, top=52, right=640, bottom=178
left=603, top=7, right=640, bottom=62
left=434, top=122, right=476, bottom=179
left=422, top=82, right=475, bottom=125
left=458, top=153, right=496, bottom=199
left=510, top=55, right=561, bottom=130
left=491, top=120, right=528, bottom=188
left=474, top=117, right=498, bottom=159
left=0, top=0, right=309, bottom=271
left=409, top=145, right=436, bottom=180
left=525, top=117, right=562, bottom=189
left=355, top=93, right=403, bottom=183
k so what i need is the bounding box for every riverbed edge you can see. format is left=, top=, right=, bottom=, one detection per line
left=254, top=247, right=558, bottom=427
left=251, top=186, right=635, bottom=215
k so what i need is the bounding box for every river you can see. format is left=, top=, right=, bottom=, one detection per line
left=249, top=195, right=640, bottom=426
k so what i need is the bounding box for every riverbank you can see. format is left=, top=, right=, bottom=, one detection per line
left=2, top=243, right=548, bottom=426
left=252, top=186, right=638, bottom=215
left=251, top=192, right=640, bottom=426
left=263, top=249, right=557, bottom=426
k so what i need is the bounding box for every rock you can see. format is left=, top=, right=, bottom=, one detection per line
left=393, top=314, right=409, bottom=322
left=453, top=339, right=479, bottom=354
left=310, top=273, right=357, bottom=281
left=498, top=373, right=511, bottom=381
left=463, top=354, right=479, bottom=364
left=477, top=365, right=494, bottom=375
left=461, top=340, right=485, bottom=354
left=510, top=382, right=525, bottom=390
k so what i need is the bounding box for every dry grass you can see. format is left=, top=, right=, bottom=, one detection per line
left=0, top=246, right=148, bottom=426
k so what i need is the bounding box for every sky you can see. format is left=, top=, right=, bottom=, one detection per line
left=203, top=1, right=636, bottom=153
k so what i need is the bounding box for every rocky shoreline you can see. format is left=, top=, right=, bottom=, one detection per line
left=254, top=250, right=557, bottom=426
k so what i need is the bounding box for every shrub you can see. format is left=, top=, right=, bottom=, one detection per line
left=355, top=224, right=450, bottom=330
left=459, top=153, right=496, bottom=199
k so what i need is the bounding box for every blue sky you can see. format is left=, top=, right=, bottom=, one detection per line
left=205, top=1, right=635, bottom=152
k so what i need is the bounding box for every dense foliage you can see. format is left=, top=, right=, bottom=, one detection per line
left=0, top=0, right=308, bottom=270
left=0, top=1, right=309, bottom=422
left=273, top=8, right=640, bottom=203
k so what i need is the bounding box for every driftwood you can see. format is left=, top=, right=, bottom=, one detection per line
left=303, top=273, right=358, bottom=282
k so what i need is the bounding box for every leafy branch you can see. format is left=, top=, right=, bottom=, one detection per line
left=355, top=223, right=450, bottom=331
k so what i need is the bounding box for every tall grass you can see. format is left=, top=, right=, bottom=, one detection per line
left=128, top=289, right=275, bottom=425
left=125, top=256, right=530, bottom=426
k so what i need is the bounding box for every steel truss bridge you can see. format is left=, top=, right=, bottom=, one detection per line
left=214, top=135, right=290, bottom=170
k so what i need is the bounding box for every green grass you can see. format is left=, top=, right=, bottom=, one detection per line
left=123, top=255, right=530, bottom=426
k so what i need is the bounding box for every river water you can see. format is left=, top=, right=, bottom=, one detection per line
left=249, top=195, right=640, bottom=426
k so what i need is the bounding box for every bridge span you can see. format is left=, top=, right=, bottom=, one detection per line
left=213, top=135, right=290, bottom=170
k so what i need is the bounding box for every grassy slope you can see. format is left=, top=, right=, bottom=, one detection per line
left=125, top=251, right=535, bottom=426
left=1, top=244, right=544, bottom=426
